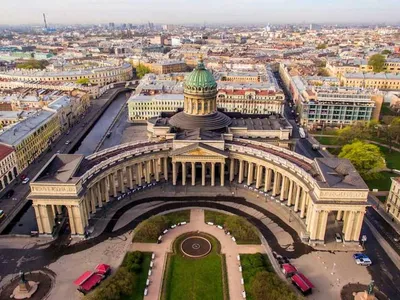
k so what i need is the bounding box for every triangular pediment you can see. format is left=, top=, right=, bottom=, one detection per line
left=170, top=142, right=228, bottom=158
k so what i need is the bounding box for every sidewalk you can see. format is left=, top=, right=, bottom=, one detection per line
left=369, top=194, right=400, bottom=235
left=130, top=209, right=265, bottom=300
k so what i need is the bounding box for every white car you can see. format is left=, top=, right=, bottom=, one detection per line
left=353, top=253, right=372, bottom=266
left=22, top=177, right=30, bottom=184
left=65, top=140, right=71, bottom=145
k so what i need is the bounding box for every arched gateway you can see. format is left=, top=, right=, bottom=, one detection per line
left=29, top=60, right=368, bottom=245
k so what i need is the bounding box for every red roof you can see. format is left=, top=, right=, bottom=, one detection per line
left=95, top=264, right=110, bottom=275
left=80, top=274, right=102, bottom=292
left=0, top=144, right=14, bottom=161
left=282, top=263, right=297, bottom=274
left=292, top=273, right=314, bottom=292
left=74, top=271, right=93, bottom=286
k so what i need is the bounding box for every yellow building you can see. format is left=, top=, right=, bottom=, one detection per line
left=341, top=73, right=400, bottom=90
left=359, top=59, right=400, bottom=73
left=387, top=177, right=400, bottom=222
left=0, top=110, right=61, bottom=171
left=0, top=144, right=18, bottom=191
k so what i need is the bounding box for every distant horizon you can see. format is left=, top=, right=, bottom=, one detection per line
left=1, top=0, right=400, bottom=26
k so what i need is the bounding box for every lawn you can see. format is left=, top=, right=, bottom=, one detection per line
left=204, top=210, right=261, bottom=244
left=162, top=233, right=227, bottom=300
left=133, top=210, right=190, bottom=243
left=376, top=196, right=387, bottom=203
left=377, top=145, right=400, bottom=169
left=364, top=171, right=397, bottom=191
left=314, top=136, right=339, bottom=145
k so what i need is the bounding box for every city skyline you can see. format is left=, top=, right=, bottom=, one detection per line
left=1, top=0, right=400, bottom=25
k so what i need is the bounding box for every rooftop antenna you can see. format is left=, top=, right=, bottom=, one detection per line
left=43, top=13, right=48, bottom=29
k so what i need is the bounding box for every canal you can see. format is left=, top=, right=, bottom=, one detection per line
left=6, top=91, right=130, bottom=235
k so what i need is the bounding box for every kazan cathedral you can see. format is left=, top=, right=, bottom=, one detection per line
left=29, top=60, right=368, bottom=246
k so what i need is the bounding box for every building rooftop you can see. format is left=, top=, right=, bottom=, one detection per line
left=0, top=110, right=55, bottom=146
left=0, top=144, right=14, bottom=161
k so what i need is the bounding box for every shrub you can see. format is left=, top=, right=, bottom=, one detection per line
left=250, top=271, right=297, bottom=300
left=224, top=215, right=260, bottom=244
left=133, top=215, right=169, bottom=242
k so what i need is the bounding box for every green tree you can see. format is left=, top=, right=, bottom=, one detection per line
left=338, top=122, right=371, bottom=144
left=76, top=78, right=90, bottom=85
left=380, top=116, right=400, bottom=152
left=16, top=59, right=49, bottom=70
left=317, top=67, right=330, bottom=76
left=250, top=271, right=297, bottom=300
left=224, top=215, right=260, bottom=243
left=316, top=43, right=327, bottom=49
left=136, top=64, right=151, bottom=79
left=368, top=54, right=385, bottom=73
left=133, top=215, right=169, bottom=242
left=338, top=141, right=385, bottom=179
left=381, top=49, right=391, bottom=55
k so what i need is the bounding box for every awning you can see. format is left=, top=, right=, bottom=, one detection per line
left=73, top=271, right=93, bottom=286
left=80, top=274, right=102, bottom=292
left=282, top=263, right=297, bottom=274
left=96, top=264, right=110, bottom=274
left=292, top=273, right=314, bottom=292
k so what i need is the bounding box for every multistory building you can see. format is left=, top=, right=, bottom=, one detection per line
left=387, top=178, right=400, bottom=223
left=0, top=144, right=17, bottom=191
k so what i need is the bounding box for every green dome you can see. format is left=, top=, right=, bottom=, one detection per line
left=185, top=59, right=217, bottom=90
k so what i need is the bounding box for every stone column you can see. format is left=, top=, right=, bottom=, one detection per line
left=238, top=160, right=244, bottom=183
left=309, top=210, right=321, bottom=241
left=317, top=210, right=329, bottom=241
left=306, top=204, right=314, bottom=232
left=229, top=159, right=235, bottom=182
left=137, top=163, right=143, bottom=186
left=202, top=162, right=206, bottom=186
left=211, top=162, right=215, bottom=186
left=220, top=162, right=225, bottom=186
left=344, top=211, right=356, bottom=241
left=33, top=204, right=44, bottom=233
left=244, top=161, right=248, bottom=178
left=287, top=180, right=294, bottom=206
left=247, top=162, right=254, bottom=185
left=172, top=162, right=177, bottom=185
left=336, top=210, right=343, bottom=221
left=72, top=205, right=85, bottom=235
left=182, top=162, right=186, bottom=186
left=191, top=162, right=196, bottom=186
left=164, top=157, right=168, bottom=181
left=111, top=173, right=117, bottom=196
left=264, top=168, right=272, bottom=192
left=280, top=176, right=287, bottom=201
left=90, top=187, right=96, bottom=213
left=352, top=211, right=365, bottom=241
left=155, top=158, right=160, bottom=182
left=96, top=182, right=103, bottom=208
left=272, top=172, right=280, bottom=196
left=300, top=191, right=307, bottom=218
left=146, top=161, right=151, bottom=183
left=67, top=205, right=76, bottom=235
left=127, top=166, right=134, bottom=189
left=294, top=185, right=301, bottom=212
left=256, top=165, right=263, bottom=189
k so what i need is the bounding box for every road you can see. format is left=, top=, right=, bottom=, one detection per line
left=0, top=88, right=129, bottom=234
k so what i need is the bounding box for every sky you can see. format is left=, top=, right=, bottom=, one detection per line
left=0, top=0, right=399, bottom=25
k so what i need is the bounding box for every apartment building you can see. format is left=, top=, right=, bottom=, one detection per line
left=0, top=144, right=17, bottom=191
left=341, top=73, right=400, bottom=90
left=387, top=178, right=400, bottom=223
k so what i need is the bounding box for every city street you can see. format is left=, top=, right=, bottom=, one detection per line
left=0, top=87, right=130, bottom=233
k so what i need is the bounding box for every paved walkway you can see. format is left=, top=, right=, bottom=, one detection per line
left=131, top=209, right=264, bottom=300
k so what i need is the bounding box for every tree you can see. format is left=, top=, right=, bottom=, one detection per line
left=224, top=215, right=259, bottom=243
left=317, top=67, right=330, bottom=76
left=368, top=54, right=385, bottom=73
left=338, top=141, right=385, bottom=179
left=250, top=271, right=297, bottom=300
left=381, top=49, right=391, bottom=55
left=316, top=43, right=327, bottom=50
left=338, top=122, right=371, bottom=144
left=136, top=64, right=151, bottom=79
left=380, top=116, right=400, bottom=152
left=76, top=78, right=90, bottom=85
left=133, top=215, right=169, bottom=242
left=16, top=59, right=49, bottom=70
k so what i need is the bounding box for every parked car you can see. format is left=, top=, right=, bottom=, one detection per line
left=353, top=253, right=372, bottom=266
left=0, top=210, right=4, bottom=219
left=335, top=233, right=343, bottom=243
left=65, top=140, right=71, bottom=145
left=22, top=177, right=30, bottom=184
left=394, top=237, right=400, bottom=242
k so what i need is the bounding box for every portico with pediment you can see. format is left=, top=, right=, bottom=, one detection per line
left=170, top=142, right=228, bottom=186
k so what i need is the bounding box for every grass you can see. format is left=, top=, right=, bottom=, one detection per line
left=122, top=252, right=152, bottom=300
left=162, top=233, right=227, bottom=300
left=133, top=210, right=190, bottom=243
left=315, top=136, right=339, bottom=145
left=377, top=145, right=400, bottom=169
left=364, top=172, right=396, bottom=191
left=204, top=210, right=261, bottom=244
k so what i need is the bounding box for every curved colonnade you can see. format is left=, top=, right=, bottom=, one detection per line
left=29, top=139, right=368, bottom=245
